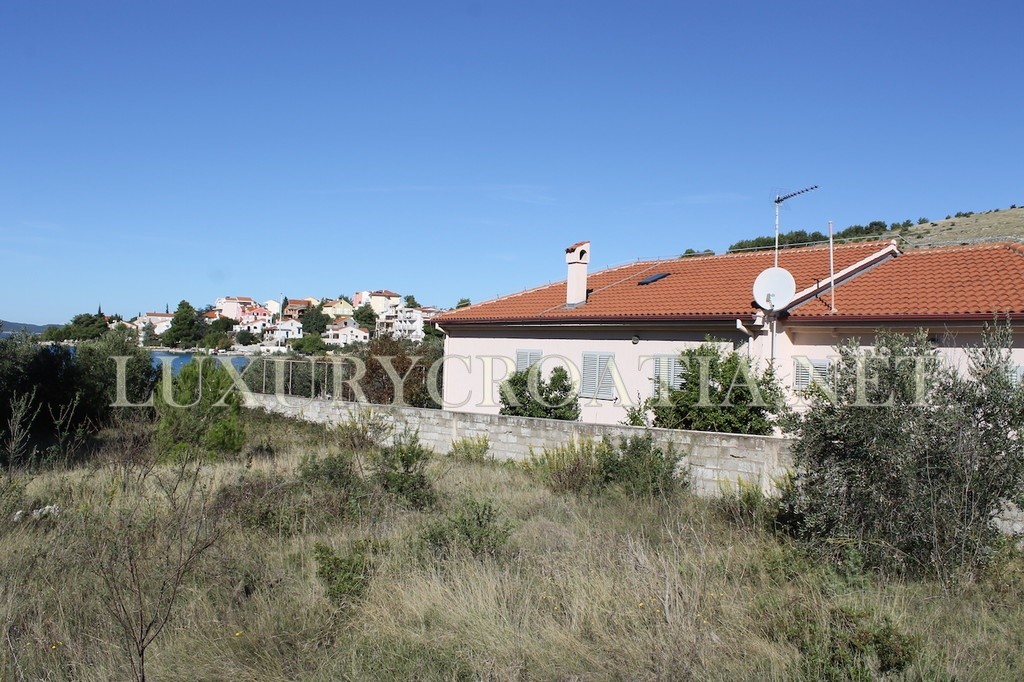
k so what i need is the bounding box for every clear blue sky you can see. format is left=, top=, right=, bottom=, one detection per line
left=3, top=0, right=1022, bottom=325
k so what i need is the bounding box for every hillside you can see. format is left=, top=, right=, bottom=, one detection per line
left=899, top=204, right=1024, bottom=247
left=0, top=319, right=55, bottom=336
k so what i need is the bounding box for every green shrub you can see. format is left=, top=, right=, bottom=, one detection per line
left=499, top=365, right=580, bottom=421
left=332, top=409, right=393, bottom=452
left=524, top=439, right=604, bottom=494
left=596, top=434, right=683, bottom=498
left=716, top=479, right=778, bottom=532
left=368, top=429, right=435, bottom=509
left=298, top=450, right=361, bottom=492
left=761, top=597, right=918, bottom=680
left=782, top=325, right=1024, bottom=583
left=527, top=435, right=685, bottom=498
left=422, top=496, right=513, bottom=558
left=448, top=435, right=490, bottom=463
left=154, top=358, right=245, bottom=460
left=313, top=541, right=374, bottom=605
left=650, top=342, right=787, bottom=435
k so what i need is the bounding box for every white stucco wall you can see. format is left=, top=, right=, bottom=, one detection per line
left=442, top=327, right=747, bottom=425
left=442, top=322, right=1024, bottom=424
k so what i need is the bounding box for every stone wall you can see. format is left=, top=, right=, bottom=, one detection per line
left=243, top=392, right=794, bottom=497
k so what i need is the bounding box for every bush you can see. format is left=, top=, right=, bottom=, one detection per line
left=716, top=479, right=779, bottom=532
left=331, top=409, right=392, bottom=452
left=650, top=342, right=787, bottom=435
left=448, top=435, right=490, bottom=463
left=499, top=365, right=580, bottom=421
left=154, top=358, right=245, bottom=460
left=422, top=496, right=513, bottom=558
left=524, top=439, right=603, bottom=494
left=313, top=541, right=376, bottom=606
left=368, top=429, right=435, bottom=509
left=595, top=434, right=683, bottom=498
left=761, top=597, right=918, bottom=680
left=782, top=325, right=1024, bottom=584
left=527, top=434, right=685, bottom=498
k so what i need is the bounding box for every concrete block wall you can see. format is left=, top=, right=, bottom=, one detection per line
left=243, top=393, right=794, bottom=497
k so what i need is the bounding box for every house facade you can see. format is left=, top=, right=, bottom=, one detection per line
left=354, top=289, right=402, bottom=315
left=215, top=296, right=257, bottom=321
left=265, top=318, right=303, bottom=343
left=434, top=240, right=1024, bottom=425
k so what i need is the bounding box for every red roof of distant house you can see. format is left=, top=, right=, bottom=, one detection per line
left=145, top=312, right=173, bottom=318
left=371, top=289, right=401, bottom=297
left=788, top=242, right=1024, bottom=322
left=436, top=242, right=896, bottom=325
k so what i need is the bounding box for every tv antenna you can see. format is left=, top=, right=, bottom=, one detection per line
left=773, top=185, right=818, bottom=267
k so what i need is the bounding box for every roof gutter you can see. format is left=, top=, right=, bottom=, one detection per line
left=785, top=312, right=1024, bottom=326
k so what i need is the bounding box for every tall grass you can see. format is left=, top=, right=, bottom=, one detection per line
left=1, top=409, right=1022, bottom=679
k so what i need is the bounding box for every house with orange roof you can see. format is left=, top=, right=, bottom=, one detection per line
left=322, top=299, right=355, bottom=318
left=354, top=289, right=402, bottom=315
left=433, top=240, right=1024, bottom=424
left=283, top=298, right=312, bottom=320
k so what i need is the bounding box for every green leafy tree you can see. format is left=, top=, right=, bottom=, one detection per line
left=300, top=304, right=329, bottom=337
left=782, top=326, right=1024, bottom=584
left=139, top=321, right=159, bottom=347
left=235, top=329, right=258, bottom=346
left=403, top=294, right=420, bottom=308
left=649, top=342, right=785, bottom=435
left=42, top=312, right=109, bottom=341
left=353, top=303, right=377, bottom=331
left=500, top=365, right=580, bottom=421
left=161, top=301, right=204, bottom=349
left=206, top=316, right=237, bottom=335
left=154, top=358, right=245, bottom=459
left=455, top=298, right=471, bottom=309
left=290, top=334, right=329, bottom=355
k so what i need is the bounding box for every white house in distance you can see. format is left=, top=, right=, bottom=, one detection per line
left=265, top=318, right=303, bottom=344
left=354, top=289, right=402, bottom=315
left=433, top=239, right=1024, bottom=425
left=376, top=304, right=443, bottom=341
left=324, top=316, right=370, bottom=346
left=132, top=311, right=174, bottom=336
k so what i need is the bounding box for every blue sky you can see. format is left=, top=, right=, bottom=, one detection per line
left=2, top=1, right=1022, bottom=325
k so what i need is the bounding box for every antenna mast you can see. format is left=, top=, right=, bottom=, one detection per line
left=773, top=185, right=819, bottom=267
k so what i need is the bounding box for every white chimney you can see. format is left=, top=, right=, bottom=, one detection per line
left=565, top=241, right=590, bottom=306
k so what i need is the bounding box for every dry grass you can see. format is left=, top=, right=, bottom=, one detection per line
left=2, top=410, right=1024, bottom=680
left=900, top=204, right=1024, bottom=247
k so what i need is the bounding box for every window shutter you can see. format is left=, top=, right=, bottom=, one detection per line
left=653, top=354, right=683, bottom=391
left=516, top=349, right=541, bottom=372
left=794, top=358, right=831, bottom=390
left=582, top=352, right=616, bottom=400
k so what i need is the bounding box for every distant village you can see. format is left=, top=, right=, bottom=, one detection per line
left=129, top=290, right=447, bottom=351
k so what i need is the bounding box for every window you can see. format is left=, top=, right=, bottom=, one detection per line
left=793, top=358, right=833, bottom=391
left=1012, top=364, right=1024, bottom=386
left=515, top=349, right=542, bottom=373
left=653, top=354, right=684, bottom=392
left=581, top=352, right=617, bottom=400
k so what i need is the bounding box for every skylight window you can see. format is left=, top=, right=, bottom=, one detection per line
left=638, top=273, right=670, bottom=285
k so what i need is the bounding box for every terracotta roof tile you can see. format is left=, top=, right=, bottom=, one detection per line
left=437, top=242, right=894, bottom=324
left=789, top=242, right=1024, bottom=320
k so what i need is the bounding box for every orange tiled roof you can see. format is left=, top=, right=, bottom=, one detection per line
left=436, top=242, right=896, bottom=325
left=789, top=242, right=1024, bottom=321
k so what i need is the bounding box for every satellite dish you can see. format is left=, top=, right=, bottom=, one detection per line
left=753, top=267, right=796, bottom=311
